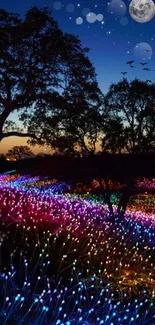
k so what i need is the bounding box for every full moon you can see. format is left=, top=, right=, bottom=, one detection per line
left=129, top=0, right=155, bottom=23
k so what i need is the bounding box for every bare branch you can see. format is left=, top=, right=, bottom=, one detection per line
left=0, top=131, right=39, bottom=141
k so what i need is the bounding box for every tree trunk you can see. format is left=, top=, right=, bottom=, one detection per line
left=117, top=178, right=135, bottom=218
left=0, top=109, right=11, bottom=139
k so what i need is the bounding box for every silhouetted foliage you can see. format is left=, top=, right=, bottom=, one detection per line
left=26, top=32, right=103, bottom=154
left=0, top=6, right=102, bottom=154
left=101, top=78, right=155, bottom=154
left=0, top=7, right=100, bottom=149
left=1, top=8, right=155, bottom=157
left=0, top=7, right=62, bottom=140
left=7, top=146, right=34, bottom=160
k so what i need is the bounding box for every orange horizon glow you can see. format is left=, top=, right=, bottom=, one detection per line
left=0, top=137, right=45, bottom=155
left=0, top=136, right=102, bottom=155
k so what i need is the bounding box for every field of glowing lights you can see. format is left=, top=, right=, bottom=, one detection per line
left=0, top=173, right=155, bottom=324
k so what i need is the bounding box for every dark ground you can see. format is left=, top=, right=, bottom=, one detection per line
left=0, top=153, right=155, bottom=181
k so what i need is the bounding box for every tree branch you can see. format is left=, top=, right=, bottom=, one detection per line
left=0, top=131, right=39, bottom=141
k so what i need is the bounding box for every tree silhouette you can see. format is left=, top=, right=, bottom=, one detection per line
left=0, top=8, right=72, bottom=141
left=7, top=146, right=34, bottom=160
left=102, top=118, right=126, bottom=154
left=26, top=33, right=103, bottom=155
left=0, top=7, right=102, bottom=153
left=101, top=78, right=155, bottom=154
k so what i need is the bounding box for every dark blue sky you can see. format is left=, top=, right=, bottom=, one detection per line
left=1, top=0, right=155, bottom=92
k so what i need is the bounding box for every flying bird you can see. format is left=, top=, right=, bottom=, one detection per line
left=140, top=62, right=147, bottom=66
left=126, top=60, right=134, bottom=64
left=143, top=68, right=150, bottom=71
left=146, top=80, right=151, bottom=83
left=121, top=72, right=127, bottom=75
left=130, top=65, right=135, bottom=68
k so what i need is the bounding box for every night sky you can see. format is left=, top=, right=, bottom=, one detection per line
left=0, top=0, right=155, bottom=153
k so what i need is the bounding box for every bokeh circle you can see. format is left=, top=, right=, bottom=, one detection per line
left=66, top=3, right=75, bottom=13
left=107, top=0, right=126, bottom=18
left=86, top=12, right=97, bottom=23
left=133, top=42, right=152, bottom=60
left=76, top=17, right=83, bottom=25
left=53, top=1, right=62, bottom=10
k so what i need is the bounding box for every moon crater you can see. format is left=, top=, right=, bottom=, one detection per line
left=129, top=0, right=155, bottom=23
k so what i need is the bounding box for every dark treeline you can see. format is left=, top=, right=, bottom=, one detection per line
left=1, top=153, right=155, bottom=181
